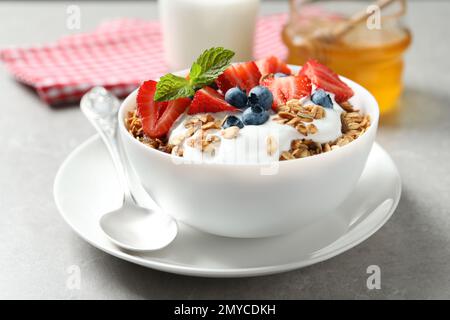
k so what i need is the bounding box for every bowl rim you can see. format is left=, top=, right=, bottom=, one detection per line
left=118, top=64, right=379, bottom=167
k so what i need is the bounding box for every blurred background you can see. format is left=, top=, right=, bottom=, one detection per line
left=0, top=0, right=415, bottom=113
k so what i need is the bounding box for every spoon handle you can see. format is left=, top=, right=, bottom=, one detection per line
left=80, top=87, right=136, bottom=205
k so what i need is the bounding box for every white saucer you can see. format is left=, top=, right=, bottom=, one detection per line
left=54, top=136, right=401, bottom=277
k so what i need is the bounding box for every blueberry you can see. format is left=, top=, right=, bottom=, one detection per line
left=225, top=87, right=247, bottom=109
left=222, top=115, right=244, bottom=129
left=248, top=86, right=273, bottom=110
left=274, top=72, right=288, bottom=78
left=311, top=89, right=333, bottom=109
left=242, top=105, right=270, bottom=126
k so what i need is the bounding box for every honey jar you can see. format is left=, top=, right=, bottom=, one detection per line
left=283, top=0, right=411, bottom=113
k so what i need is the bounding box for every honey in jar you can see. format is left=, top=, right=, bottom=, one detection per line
left=282, top=0, right=411, bottom=114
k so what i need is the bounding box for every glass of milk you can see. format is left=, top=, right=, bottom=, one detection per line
left=159, top=0, right=260, bottom=70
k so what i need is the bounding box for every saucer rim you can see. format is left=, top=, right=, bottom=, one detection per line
left=54, top=135, right=401, bottom=277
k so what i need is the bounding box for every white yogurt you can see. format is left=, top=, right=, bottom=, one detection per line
left=169, top=98, right=344, bottom=164
left=300, top=94, right=344, bottom=143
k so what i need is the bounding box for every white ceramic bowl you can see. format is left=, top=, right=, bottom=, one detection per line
left=118, top=66, right=379, bottom=238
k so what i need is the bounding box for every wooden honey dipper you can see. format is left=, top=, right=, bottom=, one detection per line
left=296, top=0, right=406, bottom=62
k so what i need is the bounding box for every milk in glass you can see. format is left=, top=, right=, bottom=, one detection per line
left=159, top=0, right=260, bottom=70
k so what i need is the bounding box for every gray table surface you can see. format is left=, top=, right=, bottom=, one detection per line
left=1, top=1, right=449, bottom=299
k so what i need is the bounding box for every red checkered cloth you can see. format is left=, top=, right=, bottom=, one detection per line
left=0, top=14, right=288, bottom=105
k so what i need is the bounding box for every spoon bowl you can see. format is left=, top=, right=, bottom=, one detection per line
left=99, top=203, right=177, bottom=251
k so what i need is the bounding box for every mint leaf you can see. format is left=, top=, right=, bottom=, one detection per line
left=189, top=62, right=202, bottom=80
left=153, top=47, right=235, bottom=101
left=154, top=74, right=195, bottom=102
left=191, top=47, right=235, bottom=88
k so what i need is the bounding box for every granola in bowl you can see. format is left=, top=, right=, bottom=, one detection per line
left=124, top=48, right=371, bottom=164
left=126, top=99, right=370, bottom=163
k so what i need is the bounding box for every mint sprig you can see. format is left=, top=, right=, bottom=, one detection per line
left=154, top=47, right=235, bottom=102
left=153, top=74, right=195, bottom=102
left=191, top=47, right=235, bottom=88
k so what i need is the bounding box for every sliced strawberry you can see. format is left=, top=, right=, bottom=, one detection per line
left=216, top=61, right=262, bottom=94
left=299, top=59, right=354, bottom=102
left=188, top=87, right=238, bottom=115
left=256, top=56, right=292, bottom=76
left=136, top=80, right=160, bottom=136
left=157, top=97, right=191, bottom=136
left=261, top=75, right=311, bottom=109
left=136, top=80, right=190, bottom=138
left=157, top=102, right=169, bottom=120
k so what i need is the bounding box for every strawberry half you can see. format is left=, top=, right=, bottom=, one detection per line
left=216, top=61, right=262, bottom=94
left=188, top=87, right=238, bottom=115
left=157, top=101, right=169, bottom=120
left=136, top=80, right=190, bottom=138
left=256, top=56, right=292, bottom=76
left=261, top=75, right=312, bottom=109
left=299, top=59, right=354, bottom=102
left=136, top=80, right=162, bottom=137
left=158, top=97, right=191, bottom=136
